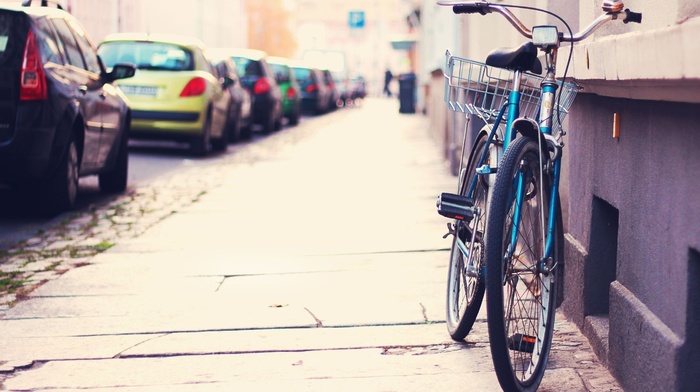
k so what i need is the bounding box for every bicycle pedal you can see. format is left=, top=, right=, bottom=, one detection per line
left=436, top=193, right=475, bottom=221
left=508, top=333, right=536, bottom=353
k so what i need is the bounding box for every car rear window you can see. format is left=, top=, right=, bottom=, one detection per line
left=98, top=41, right=194, bottom=71
left=232, top=57, right=262, bottom=77
left=0, top=10, right=23, bottom=66
left=270, top=63, right=288, bottom=77
left=292, top=67, right=315, bottom=83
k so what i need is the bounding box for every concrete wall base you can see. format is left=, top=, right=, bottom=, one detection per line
left=609, top=281, right=682, bottom=392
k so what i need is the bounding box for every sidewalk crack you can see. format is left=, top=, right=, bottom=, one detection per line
left=304, top=307, right=323, bottom=327
left=113, top=333, right=169, bottom=358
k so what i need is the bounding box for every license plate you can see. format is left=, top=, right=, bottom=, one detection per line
left=120, top=85, right=158, bottom=96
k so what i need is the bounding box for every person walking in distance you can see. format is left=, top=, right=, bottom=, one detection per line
left=383, top=68, right=393, bottom=97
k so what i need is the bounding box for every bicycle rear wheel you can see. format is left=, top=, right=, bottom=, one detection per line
left=485, top=136, right=560, bottom=391
left=446, top=135, right=489, bottom=340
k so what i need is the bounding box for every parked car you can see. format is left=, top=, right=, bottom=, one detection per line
left=98, top=33, right=231, bottom=155
left=349, top=75, right=367, bottom=101
left=320, top=68, right=340, bottom=111
left=208, top=53, right=253, bottom=143
left=290, top=61, right=330, bottom=115
left=333, top=73, right=351, bottom=107
left=0, top=1, right=136, bottom=215
left=267, top=56, right=301, bottom=126
left=208, top=48, right=283, bottom=135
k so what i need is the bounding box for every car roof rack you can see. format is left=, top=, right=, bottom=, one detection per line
left=21, top=0, right=64, bottom=10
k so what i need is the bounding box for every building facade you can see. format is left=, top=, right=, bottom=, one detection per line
left=292, top=0, right=414, bottom=97
left=8, top=0, right=249, bottom=49
left=419, top=1, right=700, bottom=391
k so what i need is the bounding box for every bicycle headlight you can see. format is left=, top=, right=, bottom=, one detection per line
left=532, top=25, right=559, bottom=48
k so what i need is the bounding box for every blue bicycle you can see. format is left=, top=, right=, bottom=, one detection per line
left=435, top=1, right=642, bottom=390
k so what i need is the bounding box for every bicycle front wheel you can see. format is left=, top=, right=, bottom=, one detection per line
left=485, top=136, right=560, bottom=392
left=446, top=135, right=489, bottom=340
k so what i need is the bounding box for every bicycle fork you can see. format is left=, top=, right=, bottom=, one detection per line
left=503, top=90, right=562, bottom=279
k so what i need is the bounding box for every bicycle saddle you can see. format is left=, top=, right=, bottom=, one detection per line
left=485, top=42, right=542, bottom=75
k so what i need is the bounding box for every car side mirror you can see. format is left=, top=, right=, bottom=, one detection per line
left=106, top=63, right=136, bottom=82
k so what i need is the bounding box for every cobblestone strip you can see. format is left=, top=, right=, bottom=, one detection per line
left=0, top=175, right=203, bottom=312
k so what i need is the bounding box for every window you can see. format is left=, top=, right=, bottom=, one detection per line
left=0, top=11, right=18, bottom=64
left=98, top=41, right=193, bottom=71
left=33, top=18, right=63, bottom=65
left=68, top=19, right=101, bottom=74
left=233, top=57, right=262, bottom=77
left=50, top=18, right=85, bottom=70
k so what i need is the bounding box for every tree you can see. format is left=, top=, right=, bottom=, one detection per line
left=245, top=0, right=297, bottom=57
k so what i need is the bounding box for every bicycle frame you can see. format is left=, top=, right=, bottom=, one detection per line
left=461, top=44, right=562, bottom=271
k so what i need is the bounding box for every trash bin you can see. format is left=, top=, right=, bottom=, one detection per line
left=398, top=73, right=416, bottom=114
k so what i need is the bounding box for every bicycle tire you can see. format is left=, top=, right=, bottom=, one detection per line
left=485, top=136, right=560, bottom=391
left=446, top=134, right=489, bottom=340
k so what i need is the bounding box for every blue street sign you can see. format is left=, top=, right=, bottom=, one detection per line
left=349, top=11, right=365, bottom=29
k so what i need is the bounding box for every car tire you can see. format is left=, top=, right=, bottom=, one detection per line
left=262, top=112, right=276, bottom=134
left=211, top=111, right=229, bottom=153
left=240, top=122, right=252, bottom=140
left=288, top=105, right=300, bottom=126
left=191, top=110, right=213, bottom=156
left=98, top=124, right=129, bottom=193
left=42, top=132, right=80, bottom=215
left=274, top=112, right=283, bottom=131
left=228, top=106, right=242, bottom=143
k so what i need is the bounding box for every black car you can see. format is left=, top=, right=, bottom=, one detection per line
left=290, top=62, right=330, bottom=115
left=0, top=1, right=135, bottom=215
left=208, top=54, right=253, bottom=143
left=208, top=48, right=282, bottom=135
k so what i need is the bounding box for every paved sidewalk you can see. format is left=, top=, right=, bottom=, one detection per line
left=0, top=98, right=621, bottom=391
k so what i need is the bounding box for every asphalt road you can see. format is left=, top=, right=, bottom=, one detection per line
left=0, top=119, right=300, bottom=251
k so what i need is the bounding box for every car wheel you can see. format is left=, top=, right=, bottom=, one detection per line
left=211, top=110, right=229, bottom=153
left=98, top=124, right=129, bottom=193
left=228, top=106, right=242, bottom=143
left=274, top=111, right=283, bottom=131
left=42, top=133, right=80, bottom=215
left=240, top=121, right=252, bottom=140
left=191, top=111, right=213, bottom=156
left=262, top=111, right=276, bottom=134
left=288, top=106, right=300, bottom=126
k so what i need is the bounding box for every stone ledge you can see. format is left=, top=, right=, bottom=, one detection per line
left=569, top=16, right=700, bottom=103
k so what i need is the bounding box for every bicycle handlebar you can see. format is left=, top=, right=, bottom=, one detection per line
left=438, top=1, right=642, bottom=42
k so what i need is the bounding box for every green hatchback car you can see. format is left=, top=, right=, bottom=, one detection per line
left=267, top=56, right=301, bottom=126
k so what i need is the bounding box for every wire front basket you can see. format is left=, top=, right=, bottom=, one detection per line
left=444, top=50, right=579, bottom=135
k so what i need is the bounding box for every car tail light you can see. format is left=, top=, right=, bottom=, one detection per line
left=287, top=86, right=297, bottom=99
left=20, top=30, right=48, bottom=101
left=180, top=77, right=207, bottom=97
left=254, top=77, right=271, bottom=94
left=306, top=84, right=318, bottom=93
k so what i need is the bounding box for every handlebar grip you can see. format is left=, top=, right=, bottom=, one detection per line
left=453, top=4, right=489, bottom=15
left=624, top=9, right=643, bottom=24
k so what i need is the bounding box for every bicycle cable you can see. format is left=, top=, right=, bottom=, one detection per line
left=496, top=3, right=575, bottom=139
left=496, top=4, right=575, bottom=259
